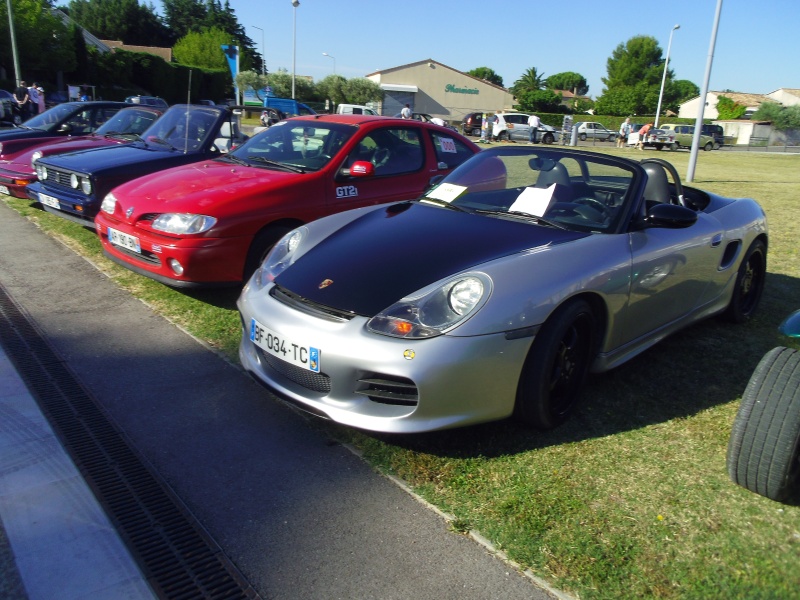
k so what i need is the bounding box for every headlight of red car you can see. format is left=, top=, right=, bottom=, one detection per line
left=151, top=213, right=217, bottom=235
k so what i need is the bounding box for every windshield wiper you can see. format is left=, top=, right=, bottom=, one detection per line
left=219, top=153, right=249, bottom=166
left=417, top=197, right=469, bottom=212
left=473, top=208, right=567, bottom=229
left=247, top=156, right=306, bottom=173
left=147, top=136, right=177, bottom=150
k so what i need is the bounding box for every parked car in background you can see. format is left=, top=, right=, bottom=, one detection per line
left=0, top=89, right=22, bottom=126
left=337, top=104, right=378, bottom=115
left=727, top=310, right=800, bottom=504
left=237, top=146, right=767, bottom=433
left=0, top=106, right=163, bottom=199
left=493, top=113, right=559, bottom=144
left=702, top=124, right=725, bottom=147
left=573, top=121, right=616, bottom=142
left=0, top=101, right=127, bottom=158
left=659, top=124, right=717, bottom=151
left=94, top=115, right=479, bottom=288
left=125, top=95, right=169, bottom=110
left=627, top=124, right=676, bottom=150
left=26, top=104, right=246, bottom=227
left=393, top=112, right=458, bottom=131
left=461, top=112, right=485, bottom=137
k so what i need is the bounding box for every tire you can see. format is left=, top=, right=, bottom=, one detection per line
left=727, top=347, right=800, bottom=503
left=542, top=132, right=554, bottom=144
left=243, top=225, right=293, bottom=283
left=723, top=239, right=766, bottom=323
left=472, top=127, right=481, bottom=137
left=579, top=133, right=587, bottom=141
left=704, top=142, right=713, bottom=151
left=655, top=144, right=664, bottom=151
left=514, top=299, right=597, bottom=430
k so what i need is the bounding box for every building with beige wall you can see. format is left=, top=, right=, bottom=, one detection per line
left=365, top=59, right=514, bottom=121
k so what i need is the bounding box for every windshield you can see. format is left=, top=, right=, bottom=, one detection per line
left=96, top=107, right=161, bottom=136
left=228, top=120, right=356, bottom=172
left=421, top=148, right=636, bottom=233
left=140, top=105, right=221, bottom=152
left=21, top=104, right=83, bottom=130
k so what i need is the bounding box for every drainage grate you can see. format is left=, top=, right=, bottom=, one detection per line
left=0, top=283, right=260, bottom=600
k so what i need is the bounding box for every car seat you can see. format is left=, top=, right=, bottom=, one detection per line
left=214, top=121, right=232, bottom=153
left=642, top=162, right=671, bottom=210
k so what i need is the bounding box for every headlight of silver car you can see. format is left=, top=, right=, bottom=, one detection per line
left=151, top=213, right=217, bottom=234
left=100, top=193, right=117, bottom=214
left=249, top=227, right=307, bottom=291
left=367, top=273, right=491, bottom=339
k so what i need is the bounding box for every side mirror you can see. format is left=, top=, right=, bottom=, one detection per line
left=344, top=160, right=375, bottom=178
left=58, top=123, right=73, bottom=134
left=644, top=203, right=697, bottom=228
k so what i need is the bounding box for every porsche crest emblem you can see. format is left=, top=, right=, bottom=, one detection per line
left=126, top=206, right=134, bottom=218
left=318, top=279, right=333, bottom=289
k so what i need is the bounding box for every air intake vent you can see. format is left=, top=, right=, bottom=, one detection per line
left=356, top=376, right=419, bottom=406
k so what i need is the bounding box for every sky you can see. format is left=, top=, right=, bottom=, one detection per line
left=158, top=0, right=799, bottom=99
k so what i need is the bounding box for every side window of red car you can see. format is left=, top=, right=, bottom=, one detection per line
left=347, top=128, right=424, bottom=177
left=428, top=131, right=474, bottom=170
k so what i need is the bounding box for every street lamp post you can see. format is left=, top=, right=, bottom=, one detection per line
left=322, top=52, right=336, bottom=75
left=291, top=0, right=299, bottom=99
left=253, top=25, right=265, bottom=75
left=655, top=24, right=680, bottom=128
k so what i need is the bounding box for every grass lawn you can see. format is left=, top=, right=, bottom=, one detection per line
left=4, top=147, right=800, bottom=599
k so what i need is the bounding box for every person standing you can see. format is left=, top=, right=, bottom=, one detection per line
left=27, top=83, right=40, bottom=116
left=617, top=117, right=631, bottom=148
left=36, top=85, right=45, bottom=114
left=636, top=123, right=653, bottom=151
left=400, top=104, right=412, bottom=119
left=527, top=112, right=541, bottom=144
left=14, top=81, right=31, bottom=121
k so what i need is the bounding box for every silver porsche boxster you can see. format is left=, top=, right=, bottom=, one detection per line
left=237, top=147, right=768, bottom=433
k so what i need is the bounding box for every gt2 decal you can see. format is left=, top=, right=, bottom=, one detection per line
left=336, top=185, right=358, bottom=198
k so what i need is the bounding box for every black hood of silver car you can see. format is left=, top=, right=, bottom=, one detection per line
left=274, top=201, right=589, bottom=316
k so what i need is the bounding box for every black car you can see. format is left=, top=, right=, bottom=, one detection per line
left=0, top=101, right=127, bottom=156
left=27, top=104, right=247, bottom=227
left=461, top=112, right=485, bottom=136
left=0, top=89, right=22, bottom=126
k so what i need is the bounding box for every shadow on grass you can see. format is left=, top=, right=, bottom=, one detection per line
left=181, top=285, right=242, bottom=310
left=339, top=272, right=800, bottom=459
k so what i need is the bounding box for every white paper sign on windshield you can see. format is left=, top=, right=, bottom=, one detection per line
left=424, top=183, right=468, bottom=203
left=508, top=183, right=556, bottom=217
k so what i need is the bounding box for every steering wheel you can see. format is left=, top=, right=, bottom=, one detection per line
left=574, top=197, right=611, bottom=217
left=372, top=147, right=391, bottom=167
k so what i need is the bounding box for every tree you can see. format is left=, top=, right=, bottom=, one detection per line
left=515, top=89, right=563, bottom=113
left=236, top=70, right=269, bottom=102
left=173, top=27, right=233, bottom=69
left=467, top=67, right=503, bottom=87
left=67, top=0, right=171, bottom=46
left=511, top=67, right=545, bottom=97
left=1, top=0, right=76, bottom=78
left=545, top=72, right=588, bottom=96
left=596, top=36, right=675, bottom=116
left=161, top=0, right=206, bottom=40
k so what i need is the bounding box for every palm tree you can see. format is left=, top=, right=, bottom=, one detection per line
left=511, top=67, right=546, bottom=96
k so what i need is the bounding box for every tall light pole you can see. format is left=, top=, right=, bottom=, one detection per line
left=322, top=52, right=336, bottom=75
left=252, top=25, right=265, bottom=75
left=655, top=24, right=680, bottom=128
left=688, top=0, right=724, bottom=182
left=6, top=0, right=21, bottom=85
left=291, top=0, right=299, bottom=99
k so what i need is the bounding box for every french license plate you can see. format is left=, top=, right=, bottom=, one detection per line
left=0, top=185, right=9, bottom=196
left=108, top=227, right=141, bottom=253
left=250, top=318, right=320, bottom=373
left=39, top=193, right=61, bottom=209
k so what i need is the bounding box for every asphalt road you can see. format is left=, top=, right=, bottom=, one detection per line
left=0, top=200, right=561, bottom=599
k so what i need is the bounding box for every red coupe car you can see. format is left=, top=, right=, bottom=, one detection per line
left=0, top=106, right=163, bottom=199
left=95, top=114, right=479, bottom=287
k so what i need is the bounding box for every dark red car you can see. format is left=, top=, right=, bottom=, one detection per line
left=95, top=114, right=479, bottom=287
left=0, top=106, right=163, bottom=199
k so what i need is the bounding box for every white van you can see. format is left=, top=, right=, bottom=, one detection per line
left=336, top=104, right=378, bottom=116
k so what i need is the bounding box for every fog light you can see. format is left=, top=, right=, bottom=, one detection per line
left=168, top=258, right=184, bottom=276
